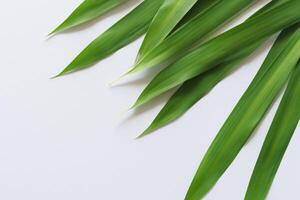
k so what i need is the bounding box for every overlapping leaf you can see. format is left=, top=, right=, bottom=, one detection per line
left=128, top=0, right=256, bottom=74
left=50, top=0, right=128, bottom=35
left=51, top=0, right=300, bottom=199
left=139, top=45, right=258, bottom=138
left=55, top=0, right=219, bottom=77
left=245, top=62, right=300, bottom=200
left=172, top=0, right=220, bottom=31
left=139, top=0, right=289, bottom=137
left=185, top=24, right=300, bottom=200
left=133, top=1, right=300, bottom=108
left=136, top=0, right=199, bottom=60
left=55, top=0, right=164, bottom=77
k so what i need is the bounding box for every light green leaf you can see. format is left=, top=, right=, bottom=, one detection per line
left=133, top=0, right=300, bottom=108
left=129, top=0, right=256, bottom=74
left=185, top=24, right=300, bottom=200
left=245, top=62, right=300, bottom=200
left=55, top=0, right=164, bottom=77
left=136, top=0, right=199, bottom=60
left=50, top=0, right=128, bottom=35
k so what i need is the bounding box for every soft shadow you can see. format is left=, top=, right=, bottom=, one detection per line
left=111, top=65, right=165, bottom=88
left=117, top=87, right=177, bottom=128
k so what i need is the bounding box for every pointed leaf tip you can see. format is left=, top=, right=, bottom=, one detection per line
left=50, top=0, right=128, bottom=35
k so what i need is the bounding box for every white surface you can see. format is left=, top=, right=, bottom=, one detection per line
left=0, top=1, right=299, bottom=200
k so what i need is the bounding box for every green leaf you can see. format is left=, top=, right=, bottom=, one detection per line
left=139, top=0, right=289, bottom=137
left=184, top=24, right=300, bottom=200
left=173, top=0, right=220, bottom=31
left=139, top=43, right=260, bottom=138
left=50, top=0, right=128, bottom=35
left=55, top=0, right=164, bottom=77
left=136, top=0, right=199, bottom=61
left=55, top=0, right=219, bottom=77
left=133, top=0, right=300, bottom=108
left=245, top=63, right=300, bottom=200
left=129, top=0, right=256, bottom=74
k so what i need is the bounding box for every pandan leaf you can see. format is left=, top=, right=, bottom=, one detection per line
left=245, top=63, right=300, bottom=200
left=133, top=0, right=300, bottom=108
left=139, top=0, right=289, bottom=137
left=185, top=24, right=300, bottom=200
left=136, top=0, right=199, bottom=61
left=128, top=0, right=256, bottom=74
left=55, top=0, right=164, bottom=77
left=50, top=0, right=128, bottom=35
left=139, top=43, right=260, bottom=138
left=55, top=0, right=218, bottom=77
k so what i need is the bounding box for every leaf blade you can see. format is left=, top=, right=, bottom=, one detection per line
left=139, top=0, right=290, bottom=137
left=136, top=0, right=199, bottom=60
left=55, top=0, right=164, bottom=77
left=130, top=0, right=256, bottom=74
left=50, top=0, right=128, bottom=35
left=134, top=0, right=300, bottom=108
left=245, top=62, right=300, bottom=200
left=185, top=24, right=300, bottom=200
left=139, top=43, right=260, bottom=137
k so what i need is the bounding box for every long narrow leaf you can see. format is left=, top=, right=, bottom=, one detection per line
left=185, top=24, right=300, bottom=200
left=133, top=0, right=300, bottom=108
left=245, top=63, right=300, bottom=200
left=139, top=44, right=259, bottom=137
left=129, top=0, right=256, bottom=74
left=50, top=0, right=128, bottom=35
left=55, top=0, right=164, bottom=77
left=55, top=0, right=219, bottom=77
left=139, top=0, right=288, bottom=137
left=136, top=0, right=199, bottom=61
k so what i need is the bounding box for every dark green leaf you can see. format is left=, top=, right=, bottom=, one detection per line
left=185, top=24, right=300, bottom=200
left=133, top=0, right=300, bottom=108
left=245, top=62, right=300, bottom=200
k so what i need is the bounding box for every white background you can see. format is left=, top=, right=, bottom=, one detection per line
left=0, top=0, right=299, bottom=199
